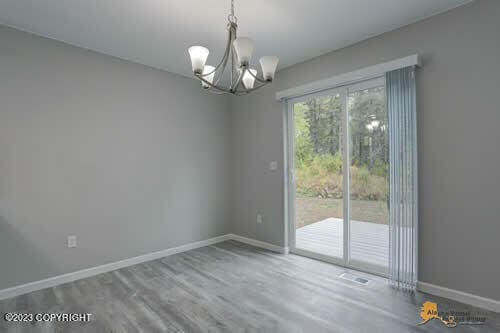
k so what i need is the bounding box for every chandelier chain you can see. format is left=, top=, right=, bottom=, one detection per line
left=228, top=0, right=237, bottom=23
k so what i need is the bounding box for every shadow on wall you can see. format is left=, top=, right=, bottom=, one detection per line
left=0, top=215, right=56, bottom=290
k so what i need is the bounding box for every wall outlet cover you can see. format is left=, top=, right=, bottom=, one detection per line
left=67, top=235, right=77, bottom=248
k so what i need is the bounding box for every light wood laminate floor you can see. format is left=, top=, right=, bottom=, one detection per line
left=1, top=240, right=499, bottom=332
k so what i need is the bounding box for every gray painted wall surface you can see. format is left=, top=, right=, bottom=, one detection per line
left=0, top=25, right=230, bottom=290
left=229, top=0, right=500, bottom=300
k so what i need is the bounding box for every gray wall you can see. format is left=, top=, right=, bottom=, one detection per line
left=0, top=25, right=230, bottom=290
left=230, top=0, right=500, bottom=300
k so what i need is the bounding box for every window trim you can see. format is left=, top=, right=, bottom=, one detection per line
left=276, top=54, right=419, bottom=101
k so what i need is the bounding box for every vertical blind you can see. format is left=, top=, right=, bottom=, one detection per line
left=387, top=66, right=418, bottom=290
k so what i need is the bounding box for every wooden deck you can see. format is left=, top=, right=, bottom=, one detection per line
left=296, top=218, right=388, bottom=267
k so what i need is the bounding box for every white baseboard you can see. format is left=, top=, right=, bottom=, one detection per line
left=417, top=281, right=500, bottom=313
left=3, top=235, right=497, bottom=314
left=0, top=233, right=289, bottom=301
left=228, top=234, right=290, bottom=254
left=0, top=234, right=231, bottom=301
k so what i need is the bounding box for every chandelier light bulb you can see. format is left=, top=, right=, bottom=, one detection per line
left=260, top=56, right=279, bottom=81
left=188, top=46, right=210, bottom=74
left=233, top=37, right=254, bottom=67
left=242, top=69, right=257, bottom=89
left=371, top=120, right=380, bottom=128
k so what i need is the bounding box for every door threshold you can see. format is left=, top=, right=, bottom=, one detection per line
left=290, top=247, right=388, bottom=279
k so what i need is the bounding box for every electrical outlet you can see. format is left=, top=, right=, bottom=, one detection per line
left=269, top=161, right=278, bottom=171
left=257, top=214, right=263, bottom=224
left=67, top=235, right=77, bottom=248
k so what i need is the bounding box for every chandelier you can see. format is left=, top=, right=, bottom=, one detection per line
left=187, top=0, right=279, bottom=95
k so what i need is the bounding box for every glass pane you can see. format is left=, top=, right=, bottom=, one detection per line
left=348, top=86, right=389, bottom=267
left=294, top=93, right=344, bottom=258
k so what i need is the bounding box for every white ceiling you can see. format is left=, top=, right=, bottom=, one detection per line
left=0, top=0, right=471, bottom=78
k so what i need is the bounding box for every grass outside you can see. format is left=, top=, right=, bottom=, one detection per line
left=295, top=196, right=388, bottom=229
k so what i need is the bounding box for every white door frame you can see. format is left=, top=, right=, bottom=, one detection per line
left=284, top=77, right=388, bottom=277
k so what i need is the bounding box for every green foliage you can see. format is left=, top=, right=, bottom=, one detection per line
left=296, top=154, right=343, bottom=199
left=303, top=96, right=343, bottom=156
left=350, top=166, right=388, bottom=201
left=296, top=162, right=388, bottom=201
left=348, top=87, right=387, bottom=168
left=372, top=159, right=388, bottom=177
left=311, top=153, right=342, bottom=174
left=294, top=103, right=314, bottom=168
left=356, top=166, right=370, bottom=187
left=293, top=86, right=389, bottom=202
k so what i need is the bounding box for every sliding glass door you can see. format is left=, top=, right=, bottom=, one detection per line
left=347, top=79, right=388, bottom=275
left=289, top=77, right=388, bottom=275
left=291, top=89, right=345, bottom=262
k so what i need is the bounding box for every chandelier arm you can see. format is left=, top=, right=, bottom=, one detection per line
left=246, top=68, right=270, bottom=84
left=205, top=89, right=228, bottom=95
left=231, top=66, right=245, bottom=91
left=230, top=46, right=235, bottom=87
left=195, top=75, right=232, bottom=94
left=197, top=31, right=232, bottom=78
left=212, top=60, right=227, bottom=87
left=212, top=36, right=233, bottom=86
left=194, top=73, right=270, bottom=95
left=234, top=80, right=270, bottom=95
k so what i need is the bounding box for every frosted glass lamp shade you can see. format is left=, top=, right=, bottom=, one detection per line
left=260, top=56, right=279, bottom=81
left=233, top=37, right=254, bottom=66
left=242, top=69, right=257, bottom=89
left=201, top=65, right=215, bottom=88
left=188, top=46, right=210, bottom=74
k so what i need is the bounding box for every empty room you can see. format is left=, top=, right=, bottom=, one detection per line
left=1, top=0, right=499, bottom=331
